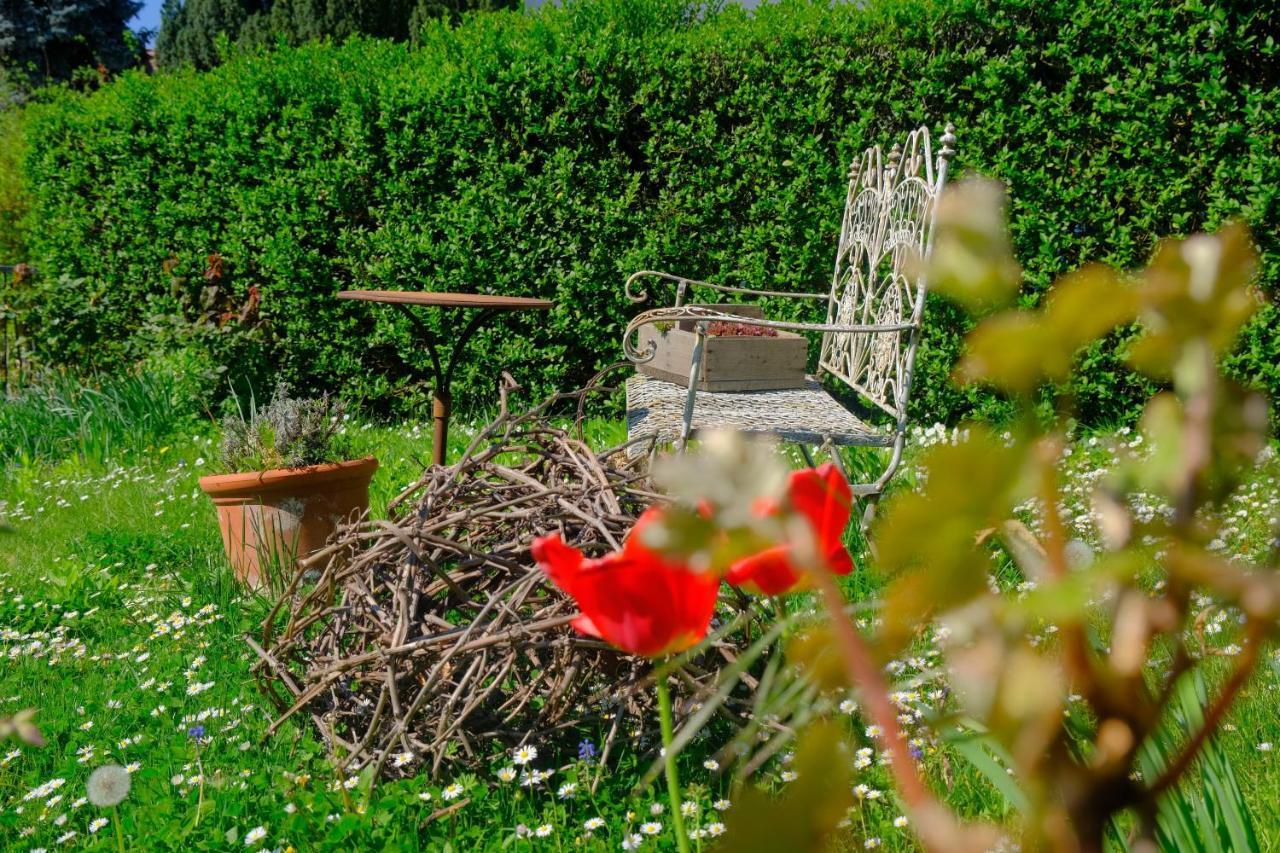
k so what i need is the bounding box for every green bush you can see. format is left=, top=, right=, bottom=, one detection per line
left=16, top=0, right=1280, bottom=424
left=0, top=101, right=30, bottom=264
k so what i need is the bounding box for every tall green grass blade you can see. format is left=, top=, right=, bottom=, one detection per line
left=0, top=369, right=191, bottom=469
left=1126, top=670, right=1260, bottom=853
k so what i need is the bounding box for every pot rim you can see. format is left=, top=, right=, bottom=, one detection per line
left=198, top=456, right=378, bottom=500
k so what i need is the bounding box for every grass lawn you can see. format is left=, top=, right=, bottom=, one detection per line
left=2, top=411, right=1280, bottom=851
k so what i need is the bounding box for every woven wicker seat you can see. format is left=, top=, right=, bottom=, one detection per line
left=626, top=373, right=893, bottom=451
left=621, top=123, right=957, bottom=503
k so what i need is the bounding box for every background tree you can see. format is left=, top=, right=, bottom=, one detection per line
left=157, top=0, right=519, bottom=69
left=0, top=0, right=143, bottom=85
left=155, top=0, right=262, bottom=70
left=241, top=0, right=418, bottom=47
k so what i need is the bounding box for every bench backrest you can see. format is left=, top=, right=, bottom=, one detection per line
left=818, top=124, right=956, bottom=425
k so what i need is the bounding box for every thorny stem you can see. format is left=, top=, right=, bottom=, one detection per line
left=1144, top=340, right=1270, bottom=795
left=809, top=565, right=959, bottom=852
left=1035, top=438, right=1112, bottom=713
left=656, top=673, right=691, bottom=853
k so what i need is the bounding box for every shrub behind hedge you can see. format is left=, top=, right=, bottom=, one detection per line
left=18, top=0, right=1280, bottom=423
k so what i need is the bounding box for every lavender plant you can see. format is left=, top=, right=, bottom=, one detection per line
left=218, top=383, right=348, bottom=473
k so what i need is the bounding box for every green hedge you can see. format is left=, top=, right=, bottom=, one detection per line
left=16, top=0, right=1280, bottom=424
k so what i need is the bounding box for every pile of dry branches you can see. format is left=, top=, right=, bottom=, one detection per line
left=248, top=373, right=745, bottom=781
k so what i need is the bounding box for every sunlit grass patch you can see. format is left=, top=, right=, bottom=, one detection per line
left=1, top=411, right=1278, bottom=849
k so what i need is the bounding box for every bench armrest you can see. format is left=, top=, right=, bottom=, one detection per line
left=624, top=270, right=828, bottom=306
left=622, top=305, right=914, bottom=364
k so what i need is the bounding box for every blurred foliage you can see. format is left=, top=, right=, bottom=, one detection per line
left=858, top=183, right=1276, bottom=849
left=716, top=721, right=854, bottom=852
left=9, top=0, right=1280, bottom=424
left=652, top=181, right=1275, bottom=848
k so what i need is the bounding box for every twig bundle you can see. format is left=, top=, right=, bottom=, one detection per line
left=248, top=372, right=742, bottom=781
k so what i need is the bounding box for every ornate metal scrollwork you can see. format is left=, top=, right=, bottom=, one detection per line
left=819, top=124, right=956, bottom=419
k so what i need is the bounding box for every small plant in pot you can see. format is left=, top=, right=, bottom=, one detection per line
left=198, top=384, right=377, bottom=590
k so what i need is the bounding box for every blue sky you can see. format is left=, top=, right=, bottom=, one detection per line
left=132, top=0, right=165, bottom=34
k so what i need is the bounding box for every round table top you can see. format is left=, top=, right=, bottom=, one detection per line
left=337, top=290, right=555, bottom=310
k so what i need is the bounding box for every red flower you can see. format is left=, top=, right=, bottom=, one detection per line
left=725, top=463, right=854, bottom=596
left=532, top=507, right=719, bottom=658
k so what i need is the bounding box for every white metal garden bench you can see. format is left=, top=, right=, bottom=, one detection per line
left=622, top=123, right=956, bottom=506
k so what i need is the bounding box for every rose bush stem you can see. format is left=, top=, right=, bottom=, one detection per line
left=809, top=563, right=961, bottom=851
left=656, top=672, right=690, bottom=853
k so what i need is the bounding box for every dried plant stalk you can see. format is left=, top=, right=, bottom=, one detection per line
left=248, top=369, right=747, bottom=781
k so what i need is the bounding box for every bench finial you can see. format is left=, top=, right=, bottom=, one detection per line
left=887, top=141, right=902, bottom=182
left=940, top=122, right=957, bottom=162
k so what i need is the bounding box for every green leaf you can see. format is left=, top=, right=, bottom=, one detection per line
left=717, top=721, right=854, bottom=852
left=875, top=426, right=1026, bottom=653
left=925, top=178, right=1023, bottom=312
left=944, top=723, right=1031, bottom=814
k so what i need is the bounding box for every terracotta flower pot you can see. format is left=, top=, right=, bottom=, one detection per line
left=199, top=456, right=378, bottom=588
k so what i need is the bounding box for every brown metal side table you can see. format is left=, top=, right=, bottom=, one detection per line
left=337, top=290, right=555, bottom=466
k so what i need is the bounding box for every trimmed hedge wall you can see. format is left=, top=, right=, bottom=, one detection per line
left=17, top=0, right=1280, bottom=423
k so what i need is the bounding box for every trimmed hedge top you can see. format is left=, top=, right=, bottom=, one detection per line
left=16, top=0, right=1280, bottom=424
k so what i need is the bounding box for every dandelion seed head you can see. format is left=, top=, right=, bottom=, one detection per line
left=86, top=765, right=130, bottom=807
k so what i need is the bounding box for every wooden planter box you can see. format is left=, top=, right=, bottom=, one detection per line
left=637, top=304, right=808, bottom=392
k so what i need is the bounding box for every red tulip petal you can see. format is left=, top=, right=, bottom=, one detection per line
left=622, top=505, right=668, bottom=556
left=726, top=545, right=804, bottom=596
left=788, top=463, right=854, bottom=572
left=537, top=514, right=719, bottom=658
left=570, top=614, right=604, bottom=640
left=826, top=542, right=855, bottom=576
left=532, top=533, right=585, bottom=592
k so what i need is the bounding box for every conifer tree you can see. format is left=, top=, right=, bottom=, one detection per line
left=0, top=0, right=144, bottom=84
left=157, top=0, right=520, bottom=69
